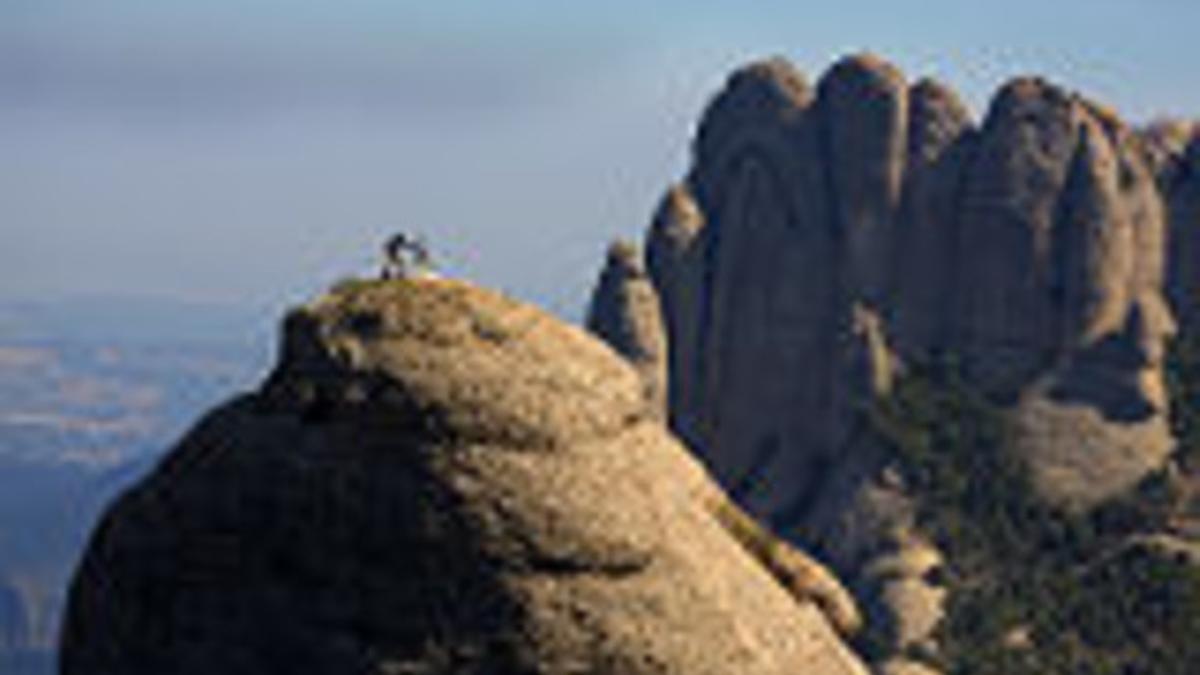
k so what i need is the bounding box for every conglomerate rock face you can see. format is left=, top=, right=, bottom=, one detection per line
left=61, top=278, right=868, bottom=675
left=586, top=52, right=1192, bottom=672
left=610, top=53, right=1182, bottom=520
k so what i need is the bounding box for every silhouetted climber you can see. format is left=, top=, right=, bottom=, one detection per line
left=381, top=232, right=437, bottom=280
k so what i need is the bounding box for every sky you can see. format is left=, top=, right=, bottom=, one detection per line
left=3, top=0, right=1198, bottom=321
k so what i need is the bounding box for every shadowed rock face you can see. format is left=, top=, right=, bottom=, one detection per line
left=893, top=79, right=973, bottom=357
left=61, top=278, right=867, bottom=675
left=587, top=52, right=1189, bottom=672
left=645, top=185, right=706, bottom=447
left=819, top=54, right=909, bottom=310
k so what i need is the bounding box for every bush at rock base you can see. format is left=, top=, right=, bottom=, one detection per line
left=868, top=352, right=1200, bottom=674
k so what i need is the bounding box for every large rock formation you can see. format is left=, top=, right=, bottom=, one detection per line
left=610, top=52, right=1181, bottom=518
left=645, top=185, right=707, bottom=449
left=588, top=52, right=1191, bottom=672
left=61, top=278, right=868, bottom=675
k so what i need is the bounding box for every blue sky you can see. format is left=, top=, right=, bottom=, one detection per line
left=3, top=0, right=1198, bottom=318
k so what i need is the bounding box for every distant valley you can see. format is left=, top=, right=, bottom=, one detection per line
left=0, top=296, right=269, bottom=672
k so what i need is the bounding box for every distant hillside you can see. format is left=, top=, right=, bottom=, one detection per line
left=0, top=295, right=272, bottom=346
left=0, top=296, right=267, bottom=668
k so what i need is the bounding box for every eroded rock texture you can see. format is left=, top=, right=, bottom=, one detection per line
left=62, top=278, right=868, bottom=675
left=586, top=240, right=668, bottom=418
left=588, top=52, right=1191, bottom=672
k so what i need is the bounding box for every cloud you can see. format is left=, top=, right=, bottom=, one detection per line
left=0, top=0, right=661, bottom=122
left=0, top=37, right=630, bottom=119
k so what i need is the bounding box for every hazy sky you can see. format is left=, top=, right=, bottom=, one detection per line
left=3, top=0, right=1198, bottom=318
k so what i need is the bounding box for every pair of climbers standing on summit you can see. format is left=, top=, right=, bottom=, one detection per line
left=380, top=232, right=438, bottom=280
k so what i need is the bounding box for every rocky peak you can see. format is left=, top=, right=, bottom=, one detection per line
left=585, top=241, right=668, bottom=417
left=698, top=57, right=813, bottom=136
left=646, top=184, right=704, bottom=273
left=624, top=52, right=1180, bottom=520
left=906, top=78, right=972, bottom=166
left=63, top=277, right=868, bottom=675
left=1139, top=119, right=1197, bottom=183
left=267, top=278, right=648, bottom=449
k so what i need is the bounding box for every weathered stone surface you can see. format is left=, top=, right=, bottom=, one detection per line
left=586, top=240, right=668, bottom=417
left=1007, top=112, right=1175, bottom=509
left=1012, top=384, right=1176, bottom=511
left=61, top=278, right=867, bottom=675
left=818, top=53, right=909, bottom=309
left=796, top=436, right=947, bottom=669
left=1053, top=117, right=1138, bottom=354
left=954, top=78, right=1086, bottom=395
left=893, top=79, right=973, bottom=357
left=684, top=58, right=843, bottom=523
left=862, top=538, right=945, bottom=655
left=645, top=184, right=706, bottom=446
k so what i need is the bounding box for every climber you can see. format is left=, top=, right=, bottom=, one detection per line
left=381, top=232, right=437, bottom=280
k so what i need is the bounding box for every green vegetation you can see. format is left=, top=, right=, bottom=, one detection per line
left=1167, top=328, right=1200, bottom=470
left=866, top=351, right=1200, bottom=674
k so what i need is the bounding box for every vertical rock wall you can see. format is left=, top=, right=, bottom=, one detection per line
left=590, top=53, right=1181, bottom=524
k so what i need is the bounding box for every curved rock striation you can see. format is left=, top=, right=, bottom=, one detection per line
left=61, top=278, right=867, bottom=675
